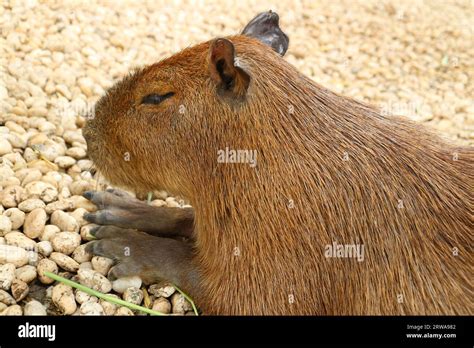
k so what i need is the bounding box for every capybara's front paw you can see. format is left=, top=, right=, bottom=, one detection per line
left=83, top=190, right=195, bottom=238
left=82, top=189, right=143, bottom=226
left=86, top=225, right=197, bottom=286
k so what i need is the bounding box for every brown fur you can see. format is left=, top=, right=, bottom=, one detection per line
left=83, top=35, right=473, bottom=315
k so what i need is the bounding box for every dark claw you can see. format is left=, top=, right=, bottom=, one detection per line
left=89, top=226, right=100, bottom=237
left=83, top=191, right=94, bottom=200
left=83, top=212, right=96, bottom=223
left=84, top=211, right=111, bottom=225
left=85, top=241, right=96, bottom=254
left=107, top=267, right=119, bottom=281
left=86, top=240, right=116, bottom=259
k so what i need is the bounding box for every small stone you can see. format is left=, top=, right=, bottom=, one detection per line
left=100, top=296, right=118, bottom=315
left=51, top=232, right=81, bottom=255
left=15, top=265, right=37, bottom=283
left=49, top=252, right=79, bottom=272
left=91, top=256, right=113, bottom=276
left=79, top=261, right=92, bottom=270
left=122, top=287, right=143, bottom=305
left=115, top=307, right=134, bottom=316
left=0, top=263, right=16, bottom=290
left=54, top=155, right=76, bottom=168
left=52, top=283, right=77, bottom=315
left=24, top=181, right=58, bottom=203
left=50, top=210, right=79, bottom=233
left=148, top=284, right=175, bottom=298
left=18, top=199, right=46, bottom=212
left=79, top=301, right=104, bottom=315
left=0, top=289, right=16, bottom=305
left=37, top=240, right=53, bottom=256
left=4, top=232, right=36, bottom=250
left=0, top=245, right=29, bottom=267
left=37, top=258, right=58, bottom=284
left=40, top=225, right=60, bottom=241
left=0, top=185, right=23, bottom=208
left=69, top=208, right=88, bottom=227
left=0, top=139, right=13, bottom=156
left=2, top=304, right=23, bottom=315
left=0, top=215, right=12, bottom=236
left=23, top=208, right=47, bottom=239
left=69, top=196, right=97, bottom=211
left=75, top=289, right=98, bottom=304
left=152, top=297, right=171, bottom=314
left=4, top=208, right=25, bottom=230
left=112, top=276, right=142, bottom=294
left=72, top=243, right=93, bottom=263
left=11, top=279, right=29, bottom=301
left=170, top=292, right=193, bottom=314
left=66, top=147, right=87, bottom=159
left=45, top=199, right=74, bottom=214
left=77, top=269, right=112, bottom=293
left=24, top=300, right=47, bottom=315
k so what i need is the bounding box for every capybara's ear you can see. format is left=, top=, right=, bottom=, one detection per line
left=242, top=10, right=289, bottom=56
left=208, top=38, right=250, bottom=99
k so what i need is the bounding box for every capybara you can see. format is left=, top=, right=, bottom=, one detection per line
left=82, top=11, right=473, bottom=315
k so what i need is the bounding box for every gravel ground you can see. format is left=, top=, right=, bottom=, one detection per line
left=0, top=0, right=472, bottom=315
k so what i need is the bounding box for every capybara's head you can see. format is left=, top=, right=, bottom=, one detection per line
left=83, top=11, right=289, bottom=197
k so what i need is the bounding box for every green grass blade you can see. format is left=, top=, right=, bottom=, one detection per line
left=172, top=284, right=199, bottom=316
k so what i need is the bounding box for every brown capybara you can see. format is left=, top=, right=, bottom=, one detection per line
left=82, top=11, right=473, bottom=315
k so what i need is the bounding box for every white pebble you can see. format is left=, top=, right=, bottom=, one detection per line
left=152, top=297, right=171, bottom=314
left=51, top=232, right=81, bottom=255
left=4, top=208, right=25, bottom=230
left=18, top=198, right=46, bottom=212
left=0, top=289, right=16, bottom=305
left=50, top=210, right=79, bottom=233
left=4, top=231, right=36, bottom=250
left=54, top=155, right=76, bottom=168
left=115, top=307, right=134, bottom=316
left=100, top=295, right=119, bottom=315
left=24, top=300, right=47, bottom=315
left=52, top=283, right=77, bottom=315
left=72, top=243, right=93, bottom=263
left=170, top=293, right=193, bottom=314
left=37, top=240, right=53, bottom=256
left=0, top=245, right=29, bottom=267
left=37, top=258, right=58, bottom=284
left=2, top=304, right=23, bottom=315
left=15, top=265, right=37, bottom=283
left=77, top=269, right=112, bottom=293
left=122, top=287, right=143, bottom=305
left=91, top=256, right=114, bottom=276
left=24, top=181, right=58, bottom=203
left=11, top=279, right=29, bottom=301
left=148, top=284, right=175, bottom=298
left=23, top=208, right=47, bottom=239
left=0, top=139, right=13, bottom=156
left=0, top=264, right=16, bottom=290
left=40, top=225, right=60, bottom=241
left=0, top=215, right=12, bottom=236
left=75, top=289, right=98, bottom=304
left=49, top=252, right=79, bottom=272
left=112, top=276, right=142, bottom=294
left=79, top=301, right=104, bottom=315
